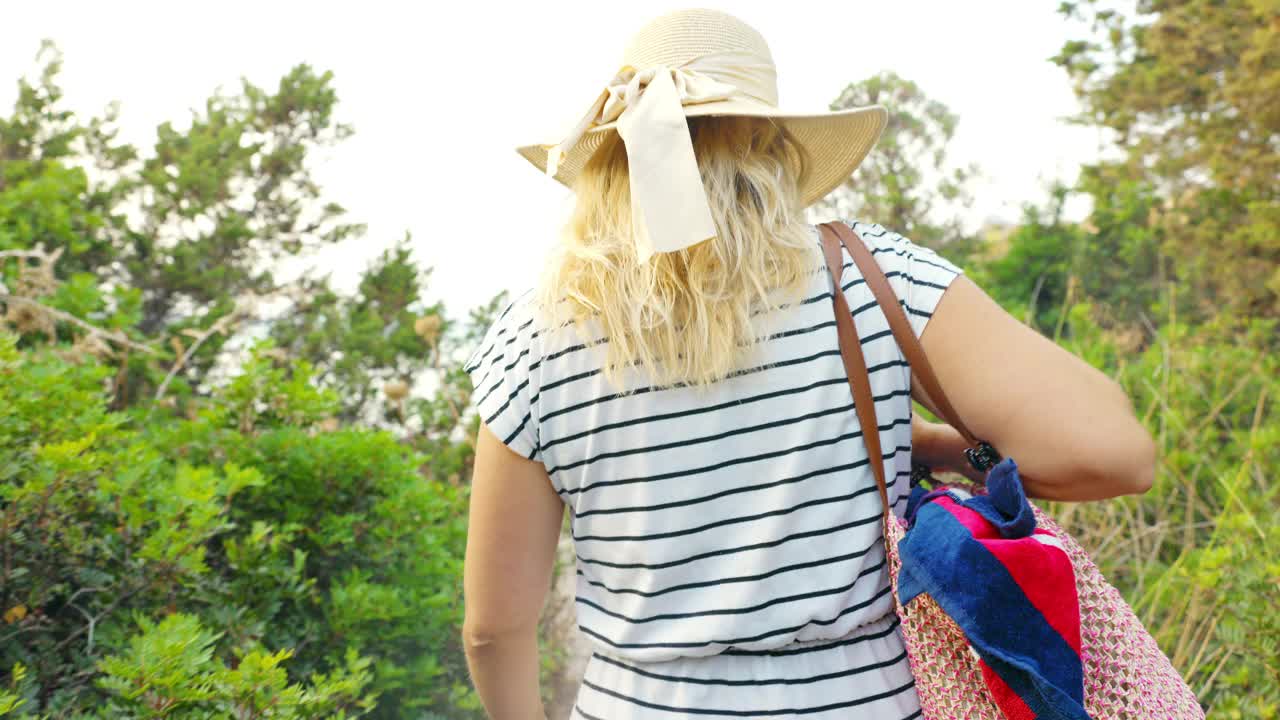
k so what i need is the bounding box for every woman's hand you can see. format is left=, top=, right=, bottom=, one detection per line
left=911, top=415, right=987, bottom=484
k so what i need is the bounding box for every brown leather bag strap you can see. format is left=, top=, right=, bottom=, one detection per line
left=821, top=221, right=981, bottom=447
left=819, top=224, right=892, bottom=520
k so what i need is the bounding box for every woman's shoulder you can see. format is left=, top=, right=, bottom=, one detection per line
left=463, top=288, right=582, bottom=374
left=835, top=217, right=927, bottom=249
left=829, top=218, right=966, bottom=337
left=831, top=218, right=965, bottom=276
left=464, top=290, right=541, bottom=373
left=462, top=289, right=555, bottom=460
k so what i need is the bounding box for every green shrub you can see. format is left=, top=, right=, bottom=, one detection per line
left=1049, top=314, right=1280, bottom=717
left=93, top=613, right=374, bottom=719
left=0, top=337, right=474, bottom=718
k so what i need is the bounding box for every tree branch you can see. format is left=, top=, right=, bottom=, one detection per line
left=0, top=293, right=158, bottom=355
left=0, top=250, right=56, bottom=261
left=153, top=312, right=237, bottom=401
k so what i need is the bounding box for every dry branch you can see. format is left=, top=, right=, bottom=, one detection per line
left=153, top=313, right=237, bottom=401
left=0, top=293, right=157, bottom=355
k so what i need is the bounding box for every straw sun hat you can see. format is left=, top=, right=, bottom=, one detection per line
left=517, top=8, right=887, bottom=261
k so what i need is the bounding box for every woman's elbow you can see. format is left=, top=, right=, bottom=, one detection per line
left=461, top=614, right=536, bottom=653
left=461, top=620, right=497, bottom=653
left=1085, top=422, right=1157, bottom=498
left=1126, top=428, right=1157, bottom=495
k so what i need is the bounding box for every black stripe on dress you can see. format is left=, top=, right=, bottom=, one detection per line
left=721, top=616, right=902, bottom=657
left=541, top=376, right=856, bottom=451
left=474, top=310, right=831, bottom=397
left=574, top=485, right=903, bottom=570
left=576, top=705, right=921, bottom=720
left=576, top=675, right=916, bottom=716
left=560, top=432, right=909, bottom=499
left=546, top=398, right=909, bottom=475
left=577, top=582, right=894, bottom=650
left=587, top=648, right=908, bottom=686
left=538, top=349, right=904, bottom=427
left=571, top=441, right=905, bottom=519
left=575, top=560, right=888, bottom=624
left=578, top=535, right=883, bottom=598
left=572, top=486, right=885, bottom=544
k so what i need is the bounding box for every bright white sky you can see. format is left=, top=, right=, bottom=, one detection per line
left=3, top=1, right=1103, bottom=313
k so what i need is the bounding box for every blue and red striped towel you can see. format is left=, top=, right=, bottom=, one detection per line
left=899, top=458, right=1091, bottom=720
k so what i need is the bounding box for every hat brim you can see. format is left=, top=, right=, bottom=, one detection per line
left=516, top=101, right=888, bottom=208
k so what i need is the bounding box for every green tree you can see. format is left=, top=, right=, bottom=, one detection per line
left=0, top=41, right=128, bottom=278
left=1054, top=0, right=1280, bottom=322
left=1072, top=165, right=1166, bottom=326
left=820, top=71, right=978, bottom=248
left=269, top=240, right=447, bottom=426
left=972, top=186, right=1087, bottom=334
left=0, top=42, right=364, bottom=401
left=129, top=62, right=362, bottom=337
left=0, top=42, right=490, bottom=718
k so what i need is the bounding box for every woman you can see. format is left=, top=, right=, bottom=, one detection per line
left=461, top=9, right=1155, bottom=719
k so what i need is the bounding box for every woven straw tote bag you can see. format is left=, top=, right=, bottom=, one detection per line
left=817, top=221, right=1205, bottom=719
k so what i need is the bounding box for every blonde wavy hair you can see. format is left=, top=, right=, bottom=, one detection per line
left=538, top=115, right=819, bottom=388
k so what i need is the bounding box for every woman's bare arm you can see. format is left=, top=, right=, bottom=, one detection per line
left=915, top=276, right=1156, bottom=501
left=462, top=423, right=563, bottom=720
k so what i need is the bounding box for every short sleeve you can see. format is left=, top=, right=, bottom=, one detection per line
left=846, top=220, right=964, bottom=337
left=463, top=292, right=543, bottom=462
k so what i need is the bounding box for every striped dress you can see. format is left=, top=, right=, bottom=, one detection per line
left=464, top=220, right=963, bottom=718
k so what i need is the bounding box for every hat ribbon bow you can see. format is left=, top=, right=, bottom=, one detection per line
left=545, top=52, right=777, bottom=261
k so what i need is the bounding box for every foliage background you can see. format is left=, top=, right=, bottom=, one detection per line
left=1, top=1, right=1276, bottom=717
